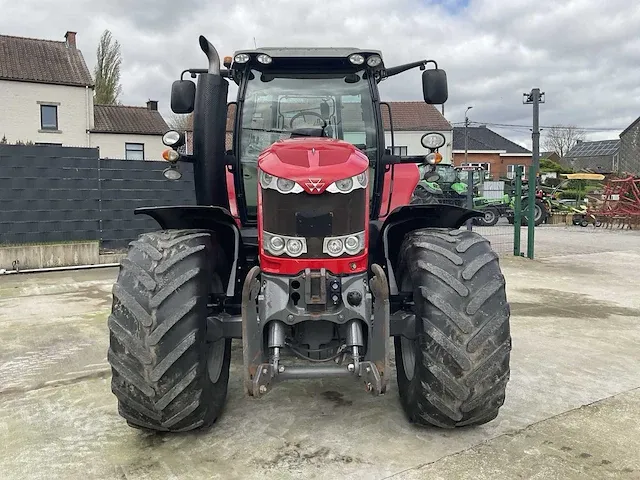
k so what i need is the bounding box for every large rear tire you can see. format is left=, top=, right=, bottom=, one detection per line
left=394, top=228, right=511, bottom=428
left=107, top=229, right=231, bottom=432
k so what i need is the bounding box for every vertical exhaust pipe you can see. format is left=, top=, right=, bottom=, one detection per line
left=199, top=35, right=221, bottom=76
left=192, top=35, right=229, bottom=208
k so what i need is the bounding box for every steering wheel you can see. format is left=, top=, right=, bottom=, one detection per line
left=289, top=111, right=327, bottom=129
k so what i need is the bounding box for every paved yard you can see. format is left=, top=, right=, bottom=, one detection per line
left=1, top=227, right=640, bottom=479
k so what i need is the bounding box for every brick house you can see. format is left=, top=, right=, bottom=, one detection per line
left=0, top=31, right=169, bottom=160
left=184, top=101, right=453, bottom=161
left=619, top=116, right=640, bottom=175
left=452, top=125, right=532, bottom=179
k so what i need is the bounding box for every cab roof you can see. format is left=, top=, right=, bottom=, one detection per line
left=229, top=47, right=386, bottom=73
left=233, top=47, right=382, bottom=59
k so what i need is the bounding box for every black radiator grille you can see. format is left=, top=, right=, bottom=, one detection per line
left=262, top=188, right=366, bottom=258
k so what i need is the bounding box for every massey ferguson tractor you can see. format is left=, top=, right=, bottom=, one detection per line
left=107, top=36, right=511, bottom=433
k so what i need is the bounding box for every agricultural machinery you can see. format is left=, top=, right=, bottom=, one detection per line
left=412, top=164, right=511, bottom=226
left=106, top=36, right=511, bottom=433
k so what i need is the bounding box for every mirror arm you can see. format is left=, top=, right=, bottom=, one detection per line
left=181, top=68, right=230, bottom=80
left=383, top=59, right=439, bottom=79
left=173, top=154, right=195, bottom=164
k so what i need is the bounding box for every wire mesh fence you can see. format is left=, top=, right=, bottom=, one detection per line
left=411, top=164, right=527, bottom=256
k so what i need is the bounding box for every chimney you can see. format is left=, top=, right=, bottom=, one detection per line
left=65, top=31, right=77, bottom=49
left=147, top=100, right=158, bottom=111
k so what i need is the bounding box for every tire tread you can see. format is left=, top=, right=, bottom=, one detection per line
left=107, top=229, right=231, bottom=432
left=395, top=228, right=511, bottom=428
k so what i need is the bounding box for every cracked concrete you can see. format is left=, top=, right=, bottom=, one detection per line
left=1, top=229, right=640, bottom=479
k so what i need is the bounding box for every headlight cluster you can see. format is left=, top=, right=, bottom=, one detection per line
left=323, top=231, right=365, bottom=257
left=326, top=171, right=368, bottom=194
left=263, top=232, right=307, bottom=257
left=259, top=171, right=304, bottom=194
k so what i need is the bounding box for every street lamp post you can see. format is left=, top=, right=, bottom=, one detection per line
left=464, top=106, right=473, bottom=230
left=464, top=106, right=473, bottom=166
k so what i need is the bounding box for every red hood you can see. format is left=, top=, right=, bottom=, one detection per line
left=258, top=137, right=369, bottom=194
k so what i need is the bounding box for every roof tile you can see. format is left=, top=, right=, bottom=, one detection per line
left=0, top=33, right=93, bottom=87
left=92, top=105, right=169, bottom=135
left=452, top=126, right=531, bottom=154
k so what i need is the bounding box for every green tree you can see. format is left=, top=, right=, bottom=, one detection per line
left=94, top=30, right=123, bottom=104
left=540, top=158, right=573, bottom=174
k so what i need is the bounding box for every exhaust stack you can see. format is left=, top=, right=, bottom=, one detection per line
left=199, top=35, right=221, bottom=76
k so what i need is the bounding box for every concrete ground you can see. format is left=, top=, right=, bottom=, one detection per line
left=1, top=228, right=640, bottom=480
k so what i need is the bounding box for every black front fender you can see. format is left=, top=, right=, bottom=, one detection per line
left=135, top=205, right=246, bottom=298
left=370, top=204, right=483, bottom=295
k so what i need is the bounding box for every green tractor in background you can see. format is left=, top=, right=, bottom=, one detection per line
left=412, top=163, right=511, bottom=226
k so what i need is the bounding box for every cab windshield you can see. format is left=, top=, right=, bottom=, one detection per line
left=238, top=69, right=378, bottom=214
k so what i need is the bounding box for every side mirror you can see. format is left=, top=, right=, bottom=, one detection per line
left=171, top=80, right=196, bottom=114
left=422, top=69, right=448, bottom=104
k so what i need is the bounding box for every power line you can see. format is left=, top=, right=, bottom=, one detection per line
left=450, top=120, right=625, bottom=132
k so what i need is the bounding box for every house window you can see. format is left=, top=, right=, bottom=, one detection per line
left=507, top=164, right=525, bottom=179
left=40, top=105, right=58, bottom=130
left=125, top=143, right=145, bottom=160
left=392, top=146, right=408, bottom=156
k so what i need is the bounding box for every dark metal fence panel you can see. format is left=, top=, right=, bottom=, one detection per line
left=0, top=145, right=196, bottom=248
left=0, top=145, right=101, bottom=244
left=98, top=159, right=195, bottom=249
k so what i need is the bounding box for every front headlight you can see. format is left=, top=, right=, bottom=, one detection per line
left=323, top=231, right=365, bottom=257
left=259, top=170, right=304, bottom=194
left=326, top=171, right=368, bottom=194
left=263, top=232, right=307, bottom=257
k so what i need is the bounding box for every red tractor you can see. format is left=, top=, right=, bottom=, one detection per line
left=107, top=36, right=511, bottom=432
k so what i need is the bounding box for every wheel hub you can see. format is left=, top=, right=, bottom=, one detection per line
left=400, top=335, right=416, bottom=381
left=207, top=338, right=226, bottom=383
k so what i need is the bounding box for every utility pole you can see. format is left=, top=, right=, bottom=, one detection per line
left=522, top=88, right=545, bottom=259
left=464, top=106, right=473, bottom=230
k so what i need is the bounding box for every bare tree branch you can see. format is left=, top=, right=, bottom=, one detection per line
left=542, top=125, right=586, bottom=158
left=94, top=30, right=123, bottom=105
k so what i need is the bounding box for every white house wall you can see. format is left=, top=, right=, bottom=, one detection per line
left=90, top=133, right=167, bottom=160
left=0, top=80, right=93, bottom=146
left=384, top=130, right=453, bottom=164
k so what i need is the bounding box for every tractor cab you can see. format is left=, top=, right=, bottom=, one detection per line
left=167, top=39, right=449, bottom=228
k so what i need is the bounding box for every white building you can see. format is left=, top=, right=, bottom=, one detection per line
left=0, top=31, right=169, bottom=160
left=381, top=101, right=452, bottom=163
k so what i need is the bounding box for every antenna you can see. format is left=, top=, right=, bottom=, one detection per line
left=253, top=37, right=257, bottom=48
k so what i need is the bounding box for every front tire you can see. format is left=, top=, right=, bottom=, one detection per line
left=394, top=228, right=511, bottom=428
left=107, top=229, right=232, bottom=432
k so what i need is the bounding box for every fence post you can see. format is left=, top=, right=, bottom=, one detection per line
left=526, top=165, right=537, bottom=259
left=466, top=169, right=474, bottom=231
left=514, top=165, right=523, bottom=256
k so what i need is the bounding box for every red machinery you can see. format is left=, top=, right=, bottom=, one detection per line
left=589, top=175, right=640, bottom=228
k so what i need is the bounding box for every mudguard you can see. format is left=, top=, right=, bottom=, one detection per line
left=370, top=204, right=482, bottom=294
left=135, top=205, right=246, bottom=298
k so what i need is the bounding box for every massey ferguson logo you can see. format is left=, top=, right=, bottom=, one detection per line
left=305, top=178, right=325, bottom=192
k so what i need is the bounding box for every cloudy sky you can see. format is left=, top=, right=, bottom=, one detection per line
left=2, top=0, right=639, bottom=148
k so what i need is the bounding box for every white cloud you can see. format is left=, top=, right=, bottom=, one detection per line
left=2, top=0, right=639, bottom=147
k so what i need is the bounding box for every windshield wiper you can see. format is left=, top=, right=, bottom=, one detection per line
left=242, top=127, right=290, bottom=134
